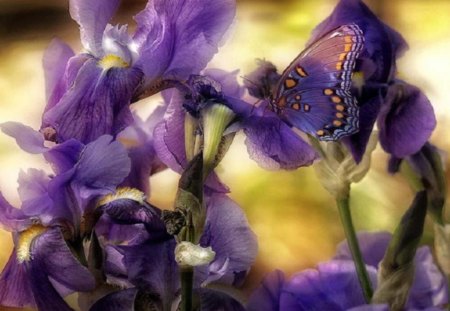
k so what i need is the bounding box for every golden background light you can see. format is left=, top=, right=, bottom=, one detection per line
left=0, top=1, right=449, bottom=308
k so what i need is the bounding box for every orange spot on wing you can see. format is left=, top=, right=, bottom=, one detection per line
left=339, top=53, right=347, bottom=61
left=344, top=35, right=353, bottom=43
left=291, top=103, right=300, bottom=110
left=277, top=96, right=287, bottom=107
left=303, top=104, right=310, bottom=112
left=344, top=43, right=352, bottom=52
left=331, top=96, right=342, bottom=104
left=336, top=105, right=345, bottom=112
left=284, top=78, right=297, bottom=89
left=316, top=130, right=325, bottom=136
left=336, top=112, right=344, bottom=118
left=333, top=120, right=343, bottom=127
left=336, top=62, right=342, bottom=70
left=324, top=88, right=334, bottom=95
left=296, top=65, right=308, bottom=77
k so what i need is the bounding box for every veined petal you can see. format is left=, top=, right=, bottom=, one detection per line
left=74, top=135, right=131, bottom=195
left=69, top=0, right=120, bottom=56
left=0, top=251, right=34, bottom=308
left=197, top=194, right=258, bottom=286
left=43, top=39, right=74, bottom=109
left=43, top=58, right=143, bottom=144
left=121, top=239, right=179, bottom=311
left=135, top=0, right=236, bottom=81
left=243, top=115, right=317, bottom=170
left=31, top=227, right=95, bottom=292
left=0, top=122, right=47, bottom=154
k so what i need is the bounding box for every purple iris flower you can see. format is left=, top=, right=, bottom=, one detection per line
left=246, top=0, right=435, bottom=163
left=91, top=192, right=257, bottom=310
left=154, top=68, right=317, bottom=173
left=41, top=0, right=236, bottom=144
left=0, top=123, right=131, bottom=309
left=247, top=232, right=448, bottom=310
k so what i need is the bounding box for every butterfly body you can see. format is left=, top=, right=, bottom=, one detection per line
left=272, top=24, right=364, bottom=141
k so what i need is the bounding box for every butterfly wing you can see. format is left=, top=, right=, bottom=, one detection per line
left=273, top=24, right=364, bottom=141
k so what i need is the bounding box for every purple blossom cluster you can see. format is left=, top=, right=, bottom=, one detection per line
left=0, top=0, right=448, bottom=310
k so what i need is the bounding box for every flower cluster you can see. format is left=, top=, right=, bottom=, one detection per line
left=0, top=0, right=448, bottom=310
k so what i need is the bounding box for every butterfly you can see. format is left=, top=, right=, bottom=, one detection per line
left=271, top=24, right=364, bottom=141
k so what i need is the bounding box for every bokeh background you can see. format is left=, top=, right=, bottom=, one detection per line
left=1, top=0, right=450, bottom=309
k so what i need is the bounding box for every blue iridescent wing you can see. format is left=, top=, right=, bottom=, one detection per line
left=273, top=24, right=364, bottom=141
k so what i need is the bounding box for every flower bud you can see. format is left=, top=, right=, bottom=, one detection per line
left=175, top=242, right=216, bottom=267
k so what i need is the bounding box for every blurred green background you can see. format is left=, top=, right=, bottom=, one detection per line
left=1, top=0, right=450, bottom=309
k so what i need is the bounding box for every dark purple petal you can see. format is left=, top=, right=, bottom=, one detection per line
left=0, top=122, right=47, bottom=154
left=342, top=96, right=381, bottom=163
left=242, top=115, right=317, bottom=170
left=309, top=0, right=400, bottom=83
left=334, top=231, right=391, bottom=268
left=378, top=82, right=436, bottom=157
left=69, top=0, right=120, bottom=57
left=89, top=288, right=138, bottom=311
left=280, top=260, right=377, bottom=310
left=0, top=251, right=34, bottom=308
left=103, top=245, right=132, bottom=289
left=121, top=239, right=179, bottom=310
left=247, top=270, right=285, bottom=311
left=244, top=59, right=281, bottom=100
left=95, top=215, right=149, bottom=245
left=32, top=227, right=95, bottom=292
left=43, top=38, right=74, bottom=109
left=43, top=58, right=143, bottom=144
left=199, top=288, right=246, bottom=311
left=198, top=194, right=258, bottom=285
left=134, top=0, right=235, bottom=81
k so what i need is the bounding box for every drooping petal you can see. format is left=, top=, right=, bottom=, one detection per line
left=69, top=0, right=120, bottom=56
left=0, top=251, right=34, bottom=308
left=134, top=0, right=236, bottom=82
left=378, top=82, right=436, bottom=158
left=0, top=122, right=47, bottom=154
left=43, top=38, right=74, bottom=109
left=247, top=270, right=285, bottom=311
left=120, top=239, right=179, bottom=311
left=242, top=115, right=317, bottom=170
left=43, top=58, right=143, bottom=144
left=280, top=260, right=377, bottom=310
left=197, top=194, right=258, bottom=286
left=103, top=245, right=132, bottom=289
left=31, top=227, right=95, bottom=292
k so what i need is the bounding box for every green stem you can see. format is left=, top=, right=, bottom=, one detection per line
left=180, top=267, right=194, bottom=311
left=336, top=194, right=373, bottom=302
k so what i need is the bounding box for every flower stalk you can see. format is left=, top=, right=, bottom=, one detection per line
left=336, top=192, right=373, bottom=302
